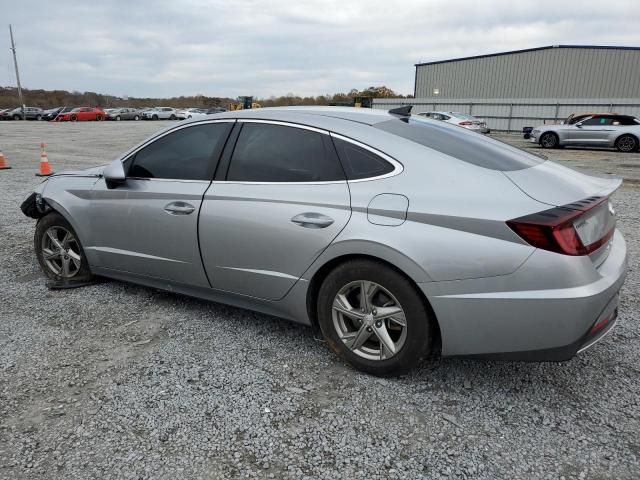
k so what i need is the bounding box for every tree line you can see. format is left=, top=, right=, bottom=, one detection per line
left=0, top=85, right=410, bottom=110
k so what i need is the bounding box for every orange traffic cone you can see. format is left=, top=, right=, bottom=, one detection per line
left=36, top=143, right=54, bottom=177
left=0, top=150, right=11, bottom=170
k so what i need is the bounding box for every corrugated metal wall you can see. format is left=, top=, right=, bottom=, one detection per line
left=414, top=47, right=640, bottom=99
left=372, top=97, right=640, bottom=132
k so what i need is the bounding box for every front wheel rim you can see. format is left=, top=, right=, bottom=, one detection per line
left=619, top=137, right=635, bottom=152
left=41, top=226, right=82, bottom=278
left=541, top=134, right=556, bottom=147
left=332, top=280, right=407, bottom=361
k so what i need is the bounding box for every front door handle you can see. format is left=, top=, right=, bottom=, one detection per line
left=291, top=212, right=334, bottom=229
left=164, top=201, right=195, bottom=215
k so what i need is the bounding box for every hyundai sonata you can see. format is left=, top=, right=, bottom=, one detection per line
left=21, top=106, right=627, bottom=376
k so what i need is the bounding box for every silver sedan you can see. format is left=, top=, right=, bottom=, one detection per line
left=531, top=114, right=640, bottom=152
left=22, top=106, right=627, bottom=376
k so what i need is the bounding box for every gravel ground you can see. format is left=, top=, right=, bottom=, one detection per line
left=1, top=121, right=639, bottom=480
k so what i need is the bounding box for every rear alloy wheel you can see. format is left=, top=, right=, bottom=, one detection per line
left=318, top=260, right=434, bottom=376
left=35, top=213, right=92, bottom=281
left=540, top=132, right=559, bottom=148
left=70, top=115, right=78, bottom=122
left=615, top=134, right=638, bottom=153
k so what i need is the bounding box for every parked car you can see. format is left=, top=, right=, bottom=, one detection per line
left=176, top=108, right=207, bottom=120
left=531, top=114, right=640, bottom=152
left=42, top=107, right=75, bottom=121
left=55, top=107, right=107, bottom=122
left=142, top=107, right=178, bottom=120
left=418, top=111, right=489, bottom=133
left=0, top=108, right=10, bottom=120
left=21, top=106, right=627, bottom=376
left=0, top=106, right=44, bottom=120
left=106, top=108, right=142, bottom=121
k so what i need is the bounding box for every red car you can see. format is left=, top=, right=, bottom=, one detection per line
left=55, top=107, right=106, bottom=122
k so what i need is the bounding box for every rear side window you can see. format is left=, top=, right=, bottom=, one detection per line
left=374, top=117, right=544, bottom=171
left=227, top=123, right=345, bottom=182
left=128, top=123, right=231, bottom=180
left=332, top=138, right=394, bottom=180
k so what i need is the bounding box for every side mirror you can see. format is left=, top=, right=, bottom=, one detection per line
left=575, top=122, right=583, bottom=128
left=103, top=159, right=126, bottom=189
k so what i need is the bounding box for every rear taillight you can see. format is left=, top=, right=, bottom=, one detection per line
left=507, top=196, right=615, bottom=256
left=459, top=121, right=472, bottom=126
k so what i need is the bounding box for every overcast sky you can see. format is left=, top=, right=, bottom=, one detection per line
left=2, top=0, right=639, bottom=98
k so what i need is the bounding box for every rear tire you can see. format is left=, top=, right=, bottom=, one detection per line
left=36, top=114, right=42, bottom=121
left=169, top=114, right=176, bottom=120
left=115, top=115, right=121, bottom=121
left=540, top=132, right=559, bottom=148
left=70, top=115, right=78, bottom=122
left=152, top=114, right=158, bottom=120
left=615, top=134, right=638, bottom=153
left=96, top=115, right=103, bottom=121
left=35, top=213, right=92, bottom=282
left=134, top=115, right=140, bottom=121
left=317, top=259, right=434, bottom=377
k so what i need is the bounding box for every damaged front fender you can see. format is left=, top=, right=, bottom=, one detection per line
left=20, top=191, right=52, bottom=219
left=20, top=181, right=51, bottom=219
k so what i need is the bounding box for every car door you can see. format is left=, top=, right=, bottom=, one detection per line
left=86, top=120, right=233, bottom=286
left=199, top=120, right=352, bottom=300
left=568, top=115, right=613, bottom=145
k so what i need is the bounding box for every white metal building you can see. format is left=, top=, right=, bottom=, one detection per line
left=374, top=45, right=640, bottom=131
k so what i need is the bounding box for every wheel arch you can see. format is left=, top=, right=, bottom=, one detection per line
left=305, top=253, right=441, bottom=350
left=615, top=132, right=639, bottom=151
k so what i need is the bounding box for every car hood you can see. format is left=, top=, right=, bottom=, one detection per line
left=533, top=124, right=567, bottom=131
left=504, top=161, right=622, bottom=207
left=50, top=165, right=106, bottom=177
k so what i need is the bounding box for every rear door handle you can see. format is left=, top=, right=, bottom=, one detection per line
left=164, top=201, right=195, bottom=215
left=291, top=212, right=334, bottom=229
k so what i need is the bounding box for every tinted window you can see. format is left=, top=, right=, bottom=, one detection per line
left=582, top=116, right=613, bottom=126
left=227, top=123, right=344, bottom=182
left=332, top=138, right=394, bottom=180
left=129, top=123, right=231, bottom=180
left=374, top=117, right=544, bottom=171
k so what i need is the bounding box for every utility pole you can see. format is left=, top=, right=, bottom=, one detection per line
left=9, top=24, right=25, bottom=120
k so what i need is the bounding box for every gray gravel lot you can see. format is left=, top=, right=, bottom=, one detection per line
left=1, top=121, right=639, bottom=479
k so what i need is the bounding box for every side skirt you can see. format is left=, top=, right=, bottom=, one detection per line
left=92, top=266, right=312, bottom=326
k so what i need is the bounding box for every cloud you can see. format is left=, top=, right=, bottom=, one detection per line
left=1, top=0, right=638, bottom=98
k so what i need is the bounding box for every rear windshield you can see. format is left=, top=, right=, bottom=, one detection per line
left=374, top=117, right=545, bottom=171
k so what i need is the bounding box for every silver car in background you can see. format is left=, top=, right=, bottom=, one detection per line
left=21, top=106, right=627, bottom=376
left=107, top=108, right=142, bottom=121
left=418, top=111, right=490, bottom=133
left=531, top=113, right=640, bottom=152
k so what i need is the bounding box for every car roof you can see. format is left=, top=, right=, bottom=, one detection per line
left=209, top=106, right=397, bottom=126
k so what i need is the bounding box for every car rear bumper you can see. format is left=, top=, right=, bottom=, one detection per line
left=421, top=230, right=628, bottom=360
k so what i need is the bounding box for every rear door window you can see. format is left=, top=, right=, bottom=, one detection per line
left=226, top=123, right=345, bottom=182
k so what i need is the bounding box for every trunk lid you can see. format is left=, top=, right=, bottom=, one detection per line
left=503, top=161, right=622, bottom=207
